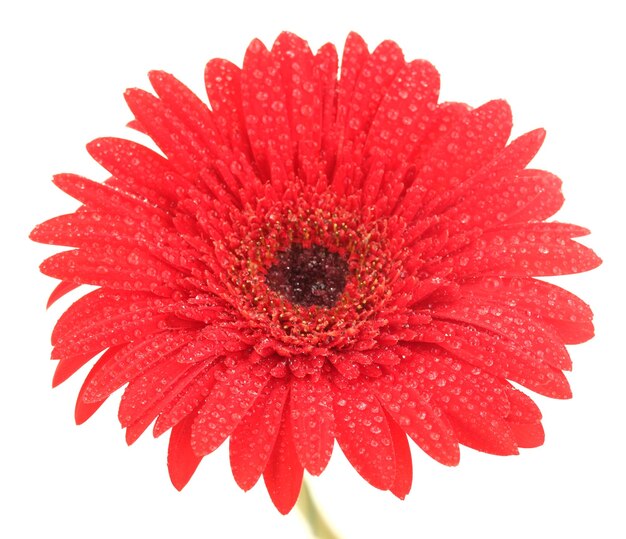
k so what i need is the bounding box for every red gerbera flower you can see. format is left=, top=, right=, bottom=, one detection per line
left=30, top=32, right=600, bottom=514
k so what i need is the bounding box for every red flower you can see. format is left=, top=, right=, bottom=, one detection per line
left=31, top=32, right=600, bottom=514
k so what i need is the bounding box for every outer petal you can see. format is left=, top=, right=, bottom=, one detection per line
left=290, top=376, right=335, bottom=475
left=191, top=361, right=270, bottom=456
left=506, top=389, right=545, bottom=448
left=124, top=89, right=210, bottom=174
left=446, top=411, right=518, bottom=456
left=439, top=169, right=564, bottom=235
left=314, top=42, right=339, bottom=168
left=148, top=70, right=222, bottom=150
left=461, top=276, right=594, bottom=345
left=48, top=173, right=170, bottom=225
left=444, top=222, right=601, bottom=278
left=403, top=346, right=518, bottom=455
left=412, top=100, right=513, bottom=209
left=374, top=369, right=460, bottom=466
left=153, top=363, right=218, bottom=437
left=241, top=38, right=292, bottom=185
left=87, top=136, right=190, bottom=200
left=74, top=347, right=121, bottom=425
left=335, top=33, right=370, bottom=138
left=51, top=295, right=173, bottom=387
left=229, top=378, right=289, bottom=491
left=333, top=382, right=396, bottom=490
left=423, top=320, right=572, bottom=398
left=433, top=297, right=575, bottom=376
left=422, top=128, right=548, bottom=219
left=205, top=58, right=253, bottom=161
left=40, top=246, right=181, bottom=295
left=263, top=400, right=304, bottom=515
left=168, top=412, right=203, bottom=491
left=386, top=410, right=413, bottom=500
left=342, top=39, right=405, bottom=144
left=271, top=33, right=322, bottom=161
left=508, top=421, right=544, bottom=448
left=364, top=59, right=440, bottom=171
left=46, top=279, right=80, bottom=308
left=426, top=363, right=517, bottom=455
left=50, top=289, right=147, bottom=346
left=119, top=359, right=210, bottom=444
left=82, top=330, right=195, bottom=403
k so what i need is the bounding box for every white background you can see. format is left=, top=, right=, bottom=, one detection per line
left=1, top=1, right=624, bottom=537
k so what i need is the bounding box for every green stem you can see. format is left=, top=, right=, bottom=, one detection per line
left=296, top=479, right=341, bottom=539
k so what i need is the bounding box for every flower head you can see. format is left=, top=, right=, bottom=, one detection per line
left=31, top=32, right=600, bottom=514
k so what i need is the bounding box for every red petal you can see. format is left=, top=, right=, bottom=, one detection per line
left=364, top=59, right=440, bottom=171
left=148, top=70, right=221, bottom=149
left=74, top=347, right=121, bottom=425
left=335, top=33, right=370, bottom=138
left=46, top=280, right=79, bottom=308
left=393, top=102, right=470, bottom=222
left=447, top=412, right=519, bottom=456
left=423, top=128, right=547, bottom=219
left=119, top=359, right=209, bottom=444
left=241, top=38, right=292, bottom=185
left=386, top=411, right=413, bottom=500
left=123, top=89, right=209, bottom=174
left=52, top=289, right=130, bottom=345
left=191, top=361, right=270, bottom=456
left=414, top=100, right=513, bottom=208
left=87, top=137, right=188, bottom=200
left=505, top=389, right=545, bottom=448
left=271, top=33, right=322, bottom=160
left=32, top=211, right=152, bottom=249
left=83, top=330, right=194, bottom=403
left=263, top=401, right=304, bottom=515
left=52, top=303, right=171, bottom=387
left=342, top=39, right=406, bottom=144
left=204, top=58, right=251, bottom=158
left=508, top=422, right=545, bottom=448
left=153, top=365, right=217, bottom=437
left=462, top=276, right=595, bottom=344
left=375, top=372, right=460, bottom=466
left=403, top=346, right=510, bottom=414
left=174, top=326, right=249, bottom=364
left=50, top=173, right=169, bottom=224
left=433, top=298, right=574, bottom=375
left=333, top=382, right=396, bottom=490
left=229, top=378, right=289, bottom=491
left=402, top=346, right=518, bottom=455
left=426, top=320, right=573, bottom=398
left=507, top=169, right=565, bottom=222
left=508, top=388, right=540, bottom=418
left=168, top=412, right=203, bottom=491
left=440, top=169, right=563, bottom=234
left=41, top=246, right=181, bottom=294
left=290, top=377, right=334, bottom=475
left=313, top=42, right=339, bottom=167
left=443, top=222, right=601, bottom=278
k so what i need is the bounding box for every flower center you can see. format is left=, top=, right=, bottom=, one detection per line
left=266, top=243, right=349, bottom=308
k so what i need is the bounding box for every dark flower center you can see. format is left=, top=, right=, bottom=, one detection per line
left=266, top=244, right=349, bottom=308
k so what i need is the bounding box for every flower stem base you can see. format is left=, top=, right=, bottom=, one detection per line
left=296, top=479, right=340, bottom=539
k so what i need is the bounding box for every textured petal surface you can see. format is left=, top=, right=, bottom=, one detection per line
left=290, top=377, right=334, bottom=475
left=168, top=413, right=203, bottom=491
left=229, top=378, right=289, bottom=491
left=333, top=383, right=396, bottom=490
left=31, top=32, right=599, bottom=514
left=191, top=361, right=270, bottom=456
left=263, top=402, right=304, bottom=515
left=386, top=410, right=413, bottom=500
